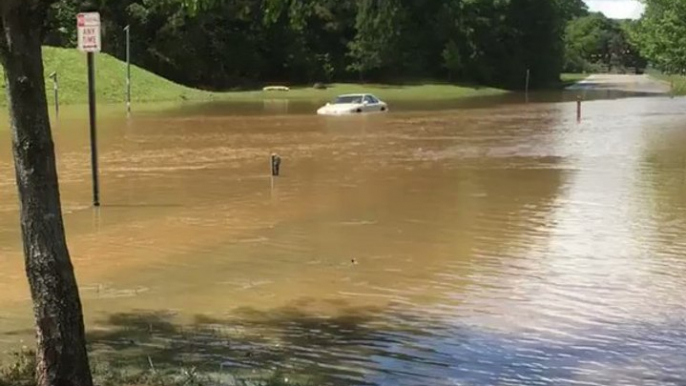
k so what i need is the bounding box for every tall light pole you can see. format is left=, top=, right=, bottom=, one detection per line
left=124, top=24, right=131, bottom=114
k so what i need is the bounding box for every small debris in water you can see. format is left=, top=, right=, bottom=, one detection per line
left=351, top=258, right=358, bottom=265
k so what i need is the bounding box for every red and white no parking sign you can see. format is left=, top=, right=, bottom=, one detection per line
left=77, top=12, right=101, bottom=53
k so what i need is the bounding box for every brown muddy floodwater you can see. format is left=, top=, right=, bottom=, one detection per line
left=1, top=92, right=686, bottom=385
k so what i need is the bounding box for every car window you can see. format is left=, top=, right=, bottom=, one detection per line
left=368, top=95, right=379, bottom=104
left=364, top=95, right=375, bottom=104
left=334, top=96, right=363, bottom=104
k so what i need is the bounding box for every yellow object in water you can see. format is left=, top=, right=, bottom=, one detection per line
left=262, top=85, right=290, bottom=92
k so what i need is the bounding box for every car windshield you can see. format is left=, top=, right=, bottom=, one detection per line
left=334, top=95, right=363, bottom=104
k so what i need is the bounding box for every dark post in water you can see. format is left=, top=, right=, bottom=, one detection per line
left=88, top=52, right=100, bottom=206
left=576, top=95, right=582, bottom=122
left=271, top=154, right=281, bottom=177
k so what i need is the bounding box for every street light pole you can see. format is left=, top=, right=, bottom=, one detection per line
left=124, top=24, right=131, bottom=114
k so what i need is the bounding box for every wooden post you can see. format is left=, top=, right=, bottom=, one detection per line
left=576, top=96, right=582, bottom=122
left=271, top=154, right=281, bottom=177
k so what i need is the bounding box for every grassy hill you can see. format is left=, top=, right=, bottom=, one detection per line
left=0, top=46, right=209, bottom=106
left=0, top=47, right=509, bottom=106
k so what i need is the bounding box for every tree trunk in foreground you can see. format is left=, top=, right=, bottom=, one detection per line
left=0, top=2, right=93, bottom=386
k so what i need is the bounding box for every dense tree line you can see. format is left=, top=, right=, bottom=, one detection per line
left=42, top=0, right=590, bottom=90
left=563, top=13, right=646, bottom=74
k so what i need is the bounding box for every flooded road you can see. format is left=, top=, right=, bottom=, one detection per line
left=568, top=74, right=671, bottom=94
left=1, top=91, right=686, bottom=385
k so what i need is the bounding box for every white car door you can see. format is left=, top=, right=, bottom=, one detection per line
left=372, top=95, right=388, bottom=112
left=363, top=95, right=379, bottom=112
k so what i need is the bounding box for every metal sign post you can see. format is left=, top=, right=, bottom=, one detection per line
left=78, top=12, right=102, bottom=207
left=49, top=72, right=59, bottom=117
left=124, top=25, right=131, bottom=114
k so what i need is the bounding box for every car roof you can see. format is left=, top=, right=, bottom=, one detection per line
left=338, top=93, right=372, bottom=97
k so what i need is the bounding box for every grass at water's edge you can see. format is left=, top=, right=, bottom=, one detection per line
left=0, top=46, right=588, bottom=107
left=0, top=349, right=310, bottom=386
left=250, top=82, right=508, bottom=102
left=558, top=73, right=589, bottom=88
left=649, top=73, right=686, bottom=95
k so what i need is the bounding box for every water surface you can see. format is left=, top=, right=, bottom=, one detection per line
left=1, top=91, right=686, bottom=385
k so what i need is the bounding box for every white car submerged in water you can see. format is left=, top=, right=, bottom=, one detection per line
left=317, top=94, right=388, bottom=115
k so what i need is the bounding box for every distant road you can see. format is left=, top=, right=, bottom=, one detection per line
left=567, top=74, right=670, bottom=94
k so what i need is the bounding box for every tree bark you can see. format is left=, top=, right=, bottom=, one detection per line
left=0, top=2, right=93, bottom=386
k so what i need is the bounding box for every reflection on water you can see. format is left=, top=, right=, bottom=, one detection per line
left=1, top=95, right=686, bottom=385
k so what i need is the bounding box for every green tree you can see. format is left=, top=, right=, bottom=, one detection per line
left=634, top=0, right=686, bottom=74
left=442, top=40, right=462, bottom=81
left=435, top=0, right=474, bottom=81
left=506, top=0, right=566, bottom=87
left=44, top=0, right=79, bottom=47
left=621, top=20, right=648, bottom=73
left=347, top=0, right=404, bottom=79
left=0, top=1, right=93, bottom=386
left=557, top=0, right=589, bottom=20
left=564, top=13, right=646, bottom=73
left=565, top=13, right=614, bottom=71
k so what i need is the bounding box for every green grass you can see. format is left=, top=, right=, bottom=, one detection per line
left=561, top=73, right=589, bottom=83
left=0, top=47, right=210, bottom=106
left=0, top=348, right=312, bottom=386
left=222, top=82, right=508, bottom=102
left=649, top=73, right=686, bottom=95
left=559, top=73, right=589, bottom=87
left=0, top=47, right=508, bottom=106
